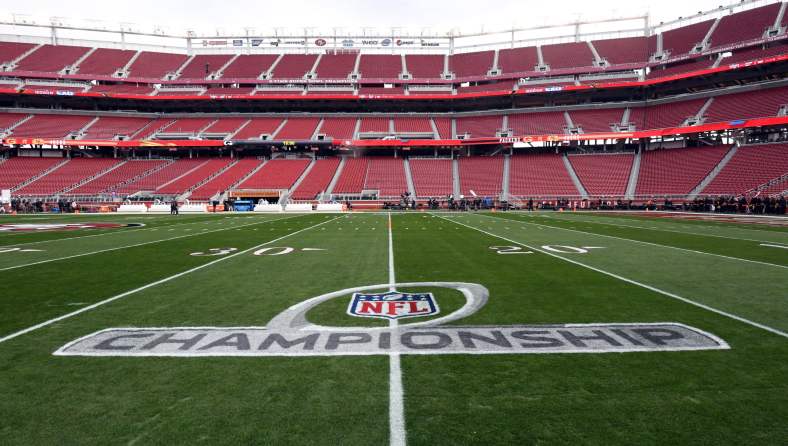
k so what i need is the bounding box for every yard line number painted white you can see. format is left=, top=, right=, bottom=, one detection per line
left=388, top=212, right=407, bottom=446
left=434, top=213, right=788, bottom=340
left=0, top=216, right=342, bottom=345
left=484, top=214, right=787, bottom=270
left=490, top=245, right=532, bottom=255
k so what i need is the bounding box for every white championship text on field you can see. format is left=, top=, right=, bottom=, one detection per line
left=55, top=323, right=728, bottom=357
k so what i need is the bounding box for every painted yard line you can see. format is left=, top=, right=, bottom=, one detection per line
left=388, top=213, right=397, bottom=291
left=433, top=213, right=788, bottom=340
left=0, top=215, right=341, bottom=345
left=388, top=212, right=407, bottom=446
left=482, top=214, right=788, bottom=270
left=540, top=213, right=786, bottom=244
left=761, top=243, right=788, bottom=250
left=0, top=216, right=237, bottom=246
left=0, top=214, right=301, bottom=273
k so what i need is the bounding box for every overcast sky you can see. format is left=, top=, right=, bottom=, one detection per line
left=1, top=0, right=772, bottom=37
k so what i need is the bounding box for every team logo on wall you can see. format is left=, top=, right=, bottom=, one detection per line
left=348, top=291, right=438, bottom=320
left=0, top=223, right=144, bottom=232
left=55, top=282, right=729, bottom=357
left=314, top=38, right=327, bottom=46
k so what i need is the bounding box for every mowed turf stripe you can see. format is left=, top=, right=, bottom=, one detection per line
left=484, top=213, right=788, bottom=269
left=0, top=215, right=330, bottom=335
left=441, top=213, right=788, bottom=332
left=433, top=213, right=788, bottom=339
left=0, top=215, right=341, bottom=345
left=392, top=215, right=788, bottom=445
left=0, top=215, right=392, bottom=445
left=0, top=214, right=291, bottom=265
left=0, top=214, right=235, bottom=247
left=540, top=212, right=788, bottom=243
left=0, top=214, right=300, bottom=272
left=0, top=214, right=231, bottom=245
left=579, top=211, right=788, bottom=233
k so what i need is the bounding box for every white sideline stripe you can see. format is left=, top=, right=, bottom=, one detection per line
left=761, top=243, right=788, bottom=250
left=0, top=215, right=299, bottom=272
left=481, top=214, right=788, bottom=270
left=387, top=212, right=407, bottom=446
left=542, top=213, right=786, bottom=244
left=0, top=215, right=341, bottom=345
left=434, top=214, right=788, bottom=340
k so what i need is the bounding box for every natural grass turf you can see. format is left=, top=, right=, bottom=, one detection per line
left=0, top=212, right=785, bottom=445
left=486, top=211, right=788, bottom=266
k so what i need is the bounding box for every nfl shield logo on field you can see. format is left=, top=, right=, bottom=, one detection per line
left=348, top=291, right=439, bottom=320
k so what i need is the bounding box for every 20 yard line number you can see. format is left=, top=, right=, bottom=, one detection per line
left=490, top=245, right=604, bottom=255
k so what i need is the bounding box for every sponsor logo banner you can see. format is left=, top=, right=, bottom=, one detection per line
left=201, top=40, right=228, bottom=47
left=54, top=323, right=728, bottom=357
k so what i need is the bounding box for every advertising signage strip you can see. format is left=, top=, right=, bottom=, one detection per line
left=194, top=37, right=449, bottom=49
left=200, top=36, right=449, bottom=49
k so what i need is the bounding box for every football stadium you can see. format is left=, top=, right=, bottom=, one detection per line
left=0, top=0, right=786, bottom=443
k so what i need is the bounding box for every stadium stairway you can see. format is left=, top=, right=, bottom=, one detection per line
left=562, top=154, right=589, bottom=199
left=403, top=158, right=417, bottom=197
left=9, top=158, right=69, bottom=192
left=695, top=97, right=715, bottom=124
left=287, top=158, right=316, bottom=196
left=624, top=151, right=641, bottom=199
left=6, top=44, right=43, bottom=71
left=154, top=160, right=210, bottom=193
left=205, top=158, right=268, bottom=203
left=113, top=159, right=175, bottom=192
left=501, top=155, right=511, bottom=200
left=61, top=160, right=126, bottom=194
left=776, top=2, right=788, bottom=32
left=323, top=157, right=346, bottom=197
left=179, top=158, right=238, bottom=200
left=688, top=144, right=739, bottom=199
left=699, top=17, right=721, bottom=51
left=1, top=114, right=34, bottom=137
left=452, top=158, right=460, bottom=197
left=749, top=173, right=788, bottom=196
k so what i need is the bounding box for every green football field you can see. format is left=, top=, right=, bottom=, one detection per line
left=0, top=211, right=786, bottom=445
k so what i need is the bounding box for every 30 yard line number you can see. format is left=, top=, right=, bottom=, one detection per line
left=489, top=245, right=604, bottom=255
left=190, top=247, right=326, bottom=257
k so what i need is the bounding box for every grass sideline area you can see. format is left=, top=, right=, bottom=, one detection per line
left=0, top=211, right=786, bottom=445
